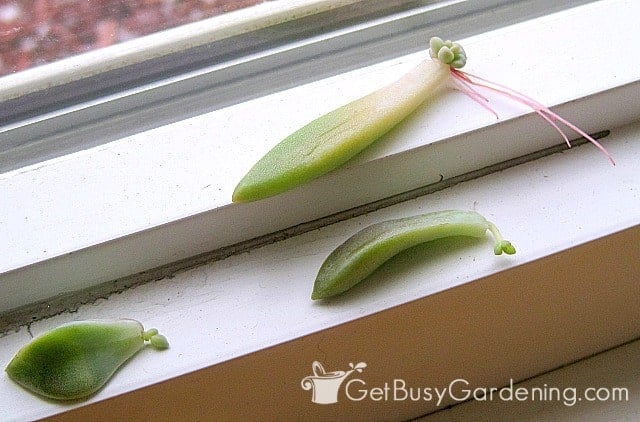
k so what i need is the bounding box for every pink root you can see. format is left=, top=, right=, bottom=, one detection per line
left=450, top=72, right=499, bottom=119
left=453, top=70, right=570, bottom=147
left=450, top=68, right=615, bottom=165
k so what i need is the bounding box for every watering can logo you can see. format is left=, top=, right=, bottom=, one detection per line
left=301, top=361, right=367, bottom=404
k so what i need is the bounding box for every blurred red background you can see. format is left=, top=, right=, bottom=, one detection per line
left=0, top=0, right=266, bottom=76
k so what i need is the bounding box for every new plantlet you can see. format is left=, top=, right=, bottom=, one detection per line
left=311, top=210, right=515, bottom=300
left=5, top=319, right=169, bottom=401
left=233, top=36, right=613, bottom=203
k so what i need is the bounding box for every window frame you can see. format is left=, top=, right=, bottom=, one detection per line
left=1, top=0, right=637, bottom=317
left=0, top=0, right=597, bottom=171
left=0, top=0, right=639, bottom=418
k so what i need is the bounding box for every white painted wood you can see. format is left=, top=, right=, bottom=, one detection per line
left=0, top=2, right=639, bottom=419
left=0, top=0, right=638, bottom=313
left=1, top=116, right=638, bottom=421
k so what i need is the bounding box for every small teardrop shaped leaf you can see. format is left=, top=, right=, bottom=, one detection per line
left=5, top=319, right=167, bottom=401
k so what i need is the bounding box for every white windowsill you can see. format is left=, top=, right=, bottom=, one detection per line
left=1, top=0, right=638, bottom=314
left=1, top=118, right=638, bottom=420
left=0, top=0, right=638, bottom=420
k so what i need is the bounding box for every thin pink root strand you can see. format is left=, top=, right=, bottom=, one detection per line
left=450, top=73, right=499, bottom=119
left=452, top=70, right=567, bottom=143
left=450, top=68, right=615, bottom=165
left=454, top=70, right=572, bottom=147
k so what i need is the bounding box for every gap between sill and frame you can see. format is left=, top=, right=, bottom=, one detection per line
left=0, top=130, right=610, bottom=335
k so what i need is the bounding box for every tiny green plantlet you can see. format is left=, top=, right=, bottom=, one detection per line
left=5, top=319, right=169, bottom=401
left=232, top=36, right=613, bottom=203
left=311, top=210, right=515, bottom=300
